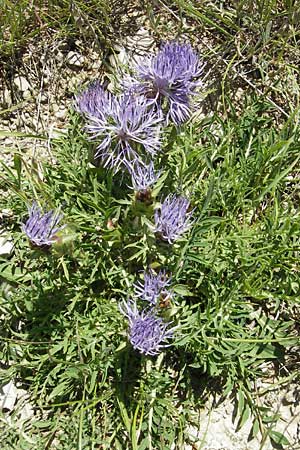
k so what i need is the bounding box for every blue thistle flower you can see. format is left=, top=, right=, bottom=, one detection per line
left=134, top=270, right=172, bottom=305
left=154, top=194, right=193, bottom=243
left=22, top=203, right=65, bottom=248
left=75, top=81, right=112, bottom=119
left=126, top=41, right=204, bottom=125
left=119, top=300, right=174, bottom=355
left=127, top=160, right=160, bottom=193
left=76, top=86, right=162, bottom=170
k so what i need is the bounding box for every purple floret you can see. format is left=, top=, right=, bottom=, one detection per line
left=125, top=41, right=204, bottom=125
left=76, top=85, right=162, bottom=170
left=154, top=194, right=193, bottom=243
left=134, top=270, right=172, bottom=305
left=75, top=81, right=112, bottom=119
left=127, top=160, right=160, bottom=192
left=22, top=202, right=64, bottom=248
left=119, top=300, right=174, bottom=356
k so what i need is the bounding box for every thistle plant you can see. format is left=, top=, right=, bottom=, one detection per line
left=22, top=202, right=65, bottom=248
left=1, top=32, right=297, bottom=450
left=154, top=194, right=193, bottom=243
left=119, top=300, right=175, bottom=355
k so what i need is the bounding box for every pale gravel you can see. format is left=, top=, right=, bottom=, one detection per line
left=187, top=385, right=300, bottom=449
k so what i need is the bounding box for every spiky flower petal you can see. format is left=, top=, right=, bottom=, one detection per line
left=76, top=85, right=162, bottom=170
left=127, top=160, right=160, bottom=192
left=75, top=81, right=112, bottom=119
left=125, top=41, right=204, bottom=124
left=134, top=270, right=172, bottom=305
left=119, top=300, right=174, bottom=356
left=22, top=203, right=64, bottom=248
left=154, top=194, right=193, bottom=243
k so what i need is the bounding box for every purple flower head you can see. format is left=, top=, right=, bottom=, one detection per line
left=119, top=300, right=174, bottom=355
left=126, top=41, right=204, bottom=125
left=134, top=270, right=172, bottom=305
left=75, top=81, right=112, bottom=119
left=81, top=91, right=162, bottom=170
left=22, top=202, right=65, bottom=248
left=127, top=160, right=160, bottom=192
left=154, top=194, right=193, bottom=243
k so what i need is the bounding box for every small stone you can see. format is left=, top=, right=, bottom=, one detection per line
left=0, top=381, right=34, bottom=421
left=117, top=47, right=128, bottom=65
left=125, top=28, right=154, bottom=54
left=35, top=93, right=47, bottom=104
left=3, top=138, right=13, bottom=144
left=23, top=90, right=31, bottom=100
left=51, top=104, right=60, bottom=113
left=55, top=108, right=67, bottom=120
left=68, top=76, right=82, bottom=91
left=110, top=45, right=129, bottom=69
left=91, top=61, right=101, bottom=70
left=14, top=116, right=24, bottom=128
left=235, top=87, right=244, bottom=101
left=1, top=380, right=17, bottom=412
left=67, top=51, right=85, bottom=68
left=0, top=234, right=13, bottom=256
left=108, top=53, right=118, bottom=70
left=13, top=75, right=31, bottom=92
left=30, top=118, right=39, bottom=130
left=57, top=41, right=69, bottom=52
left=2, top=88, right=12, bottom=107
left=282, top=391, right=295, bottom=405
left=90, top=51, right=99, bottom=61
left=1, top=209, right=13, bottom=218
left=56, top=51, right=64, bottom=62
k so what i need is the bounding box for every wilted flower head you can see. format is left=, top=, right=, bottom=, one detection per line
left=128, top=160, right=160, bottom=192
left=77, top=87, right=162, bottom=170
left=119, top=300, right=174, bottom=355
left=154, top=194, right=193, bottom=243
left=134, top=270, right=172, bottom=305
left=22, top=202, right=64, bottom=248
left=126, top=41, right=204, bottom=125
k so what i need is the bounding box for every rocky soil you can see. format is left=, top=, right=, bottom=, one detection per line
left=1, top=377, right=299, bottom=449
left=188, top=382, right=300, bottom=449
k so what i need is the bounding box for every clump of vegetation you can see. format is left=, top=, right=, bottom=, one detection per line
left=1, top=2, right=300, bottom=449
